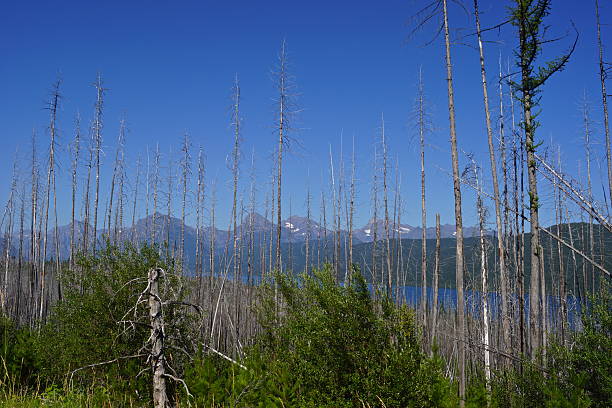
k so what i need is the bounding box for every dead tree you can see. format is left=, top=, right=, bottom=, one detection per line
left=554, top=146, right=567, bottom=345
left=371, top=144, right=379, bottom=290
left=305, top=179, right=312, bottom=276
left=431, top=213, right=441, bottom=352
left=471, top=157, right=491, bottom=395
left=16, top=182, right=25, bottom=322
left=29, top=131, right=39, bottom=326
left=273, top=40, right=298, bottom=273
left=131, top=154, right=142, bottom=242
left=230, top=76, right=241, bottom=285
left=195, top=147, right=206, bottom=301
left=152, top=145, right=161, bottom=245
left=441, top=1, right=466, bottom=401
left=92, top=74, right=105, bottom=257
left=2, top=158, right=17, bottom=315
left=474, top=0, right=510, bottom=354
left=40, top=79, right=61, bottom=321
left=82, top=130, right=93, bottom=256
left=180, top=133, right=191, bottom=274
left=348, top=138, right=356, bottom=282
left=165, top=148, right=174, bottom=260
left=381, top=115, right=393, bottom=297
left=580, top=95, right=596, bottom=294
left=595, top=0, right=612, bottom=205
left=328, top=145, right=339, bottom=279
left=417, top=69, right=428, bottom=329
left=148, top=267, right=169, bottom=407
left=108, top=119, right=126, bottom=240
left=70, top=114, right=81, bottom=271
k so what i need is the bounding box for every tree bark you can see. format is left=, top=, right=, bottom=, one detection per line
left=148, top=267, right=168, bottom=408
left=474, top=0, right=510, bottom=354
left=442, top=0, right=466, bottom=403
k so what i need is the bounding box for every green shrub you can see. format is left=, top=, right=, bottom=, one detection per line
left=187, top=266, right=455, bottom=407
left=0, top=317, right=39, bottom=389
left=490, top=285, right=611, bottom=408
left=35, top=244, right=194, bottom=404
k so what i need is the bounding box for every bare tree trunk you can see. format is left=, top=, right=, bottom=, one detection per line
left=581, top=96, right=595, bottom=295
left=418, top=69, right=428, bottom=329
left=596, top=0, right=612, bottom=205
left=152, top=145, right=160, bottom=245
left=442, top=1, right=466, bottom=402
left=115, top=125, right=126, bottom=243
left=348, top=138, right=356, bottom=282
left=165, top=149, right=174, bottom=260
left=510, top=79, right=526, bottom=357
left=431, top=214, right=441, bottom=351
left=209, top=181, right=217, bottom=286
left=108, top=120, right=125, bottom=239
left=380, top=115, right=392, bottom=297
left=92, top=74, right=104, bottom=258
left=275, top=41, right=290, bottom=273
left=145, top=147, right=151, bottom=241
left=131, top=154, right=141, bottom=242
left=180, top=133, right=191, bottom=274
left=231, top=76, right=241, bottom=284
left=305, top=181, right=311, bottom=276
left=554, top=151, right=567, bottom=344
left=16, top=183, right=25, bottom=322
left=329, top=145, right=339, bottom=279
left=473, top=161, right=491, bottom=396
left=474, top=0, right=510, bottom=354
left=40, top=80, right=61, bottom=322
left=195, top=147, right=206, bottom=302
left=70, top=114, right=81, bottom=271
left=248, top=149, right=256, bottom=287
left=2, top=161, right=17, bottom=315
left=29, top=132, right=39, bottom=327
left=371, top=144, right=378, bottom=291
left=148, top=268, right=168, bottom=408
left=336, top=148, right=343, bottom=282
left=82, top=134, right=93, bottom=256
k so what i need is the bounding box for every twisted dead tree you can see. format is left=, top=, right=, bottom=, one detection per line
left=70, top=267, right=198, bottom=408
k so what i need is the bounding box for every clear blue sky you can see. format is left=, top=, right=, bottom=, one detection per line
left=0, top=0, right=609, bottom=230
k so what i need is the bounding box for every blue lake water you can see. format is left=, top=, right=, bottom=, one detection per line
left=208, top=271, right=585, bottom=329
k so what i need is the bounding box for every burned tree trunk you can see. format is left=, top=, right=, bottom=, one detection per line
left=148, top=267, right=168, bottom=408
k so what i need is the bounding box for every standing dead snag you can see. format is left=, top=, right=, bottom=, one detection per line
left=70, top=114, right=81, bottom=272
left=417, top=69, right=428, bottom=330
left=473, top=0, right=510, bottom=356
left=441, top=0, right=466, bottom=403
left=595, top=0, right=611, bottom=206
left=148, top=267, right=168, bottom=408
left=273, top=40, right=298, bottom=273
left=70, top=266, right=195, bottom=407
left=40, top=79, right=61, bottom=321
left=92, top=74, right=105, bottom=258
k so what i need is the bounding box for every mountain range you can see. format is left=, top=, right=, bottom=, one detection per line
left=0, top=212, right=487, bottom=261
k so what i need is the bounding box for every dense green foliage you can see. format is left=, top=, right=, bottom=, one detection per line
left=1, top=244, right=195, bottom=406
left=487, top=286, right=611, bottom=408
left=0, top=248, right=610, bottom=407
left=186, top=267, right=457, bottom=407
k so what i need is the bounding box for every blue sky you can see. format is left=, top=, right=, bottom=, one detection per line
left=0, top=0, right=609, bottom=230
